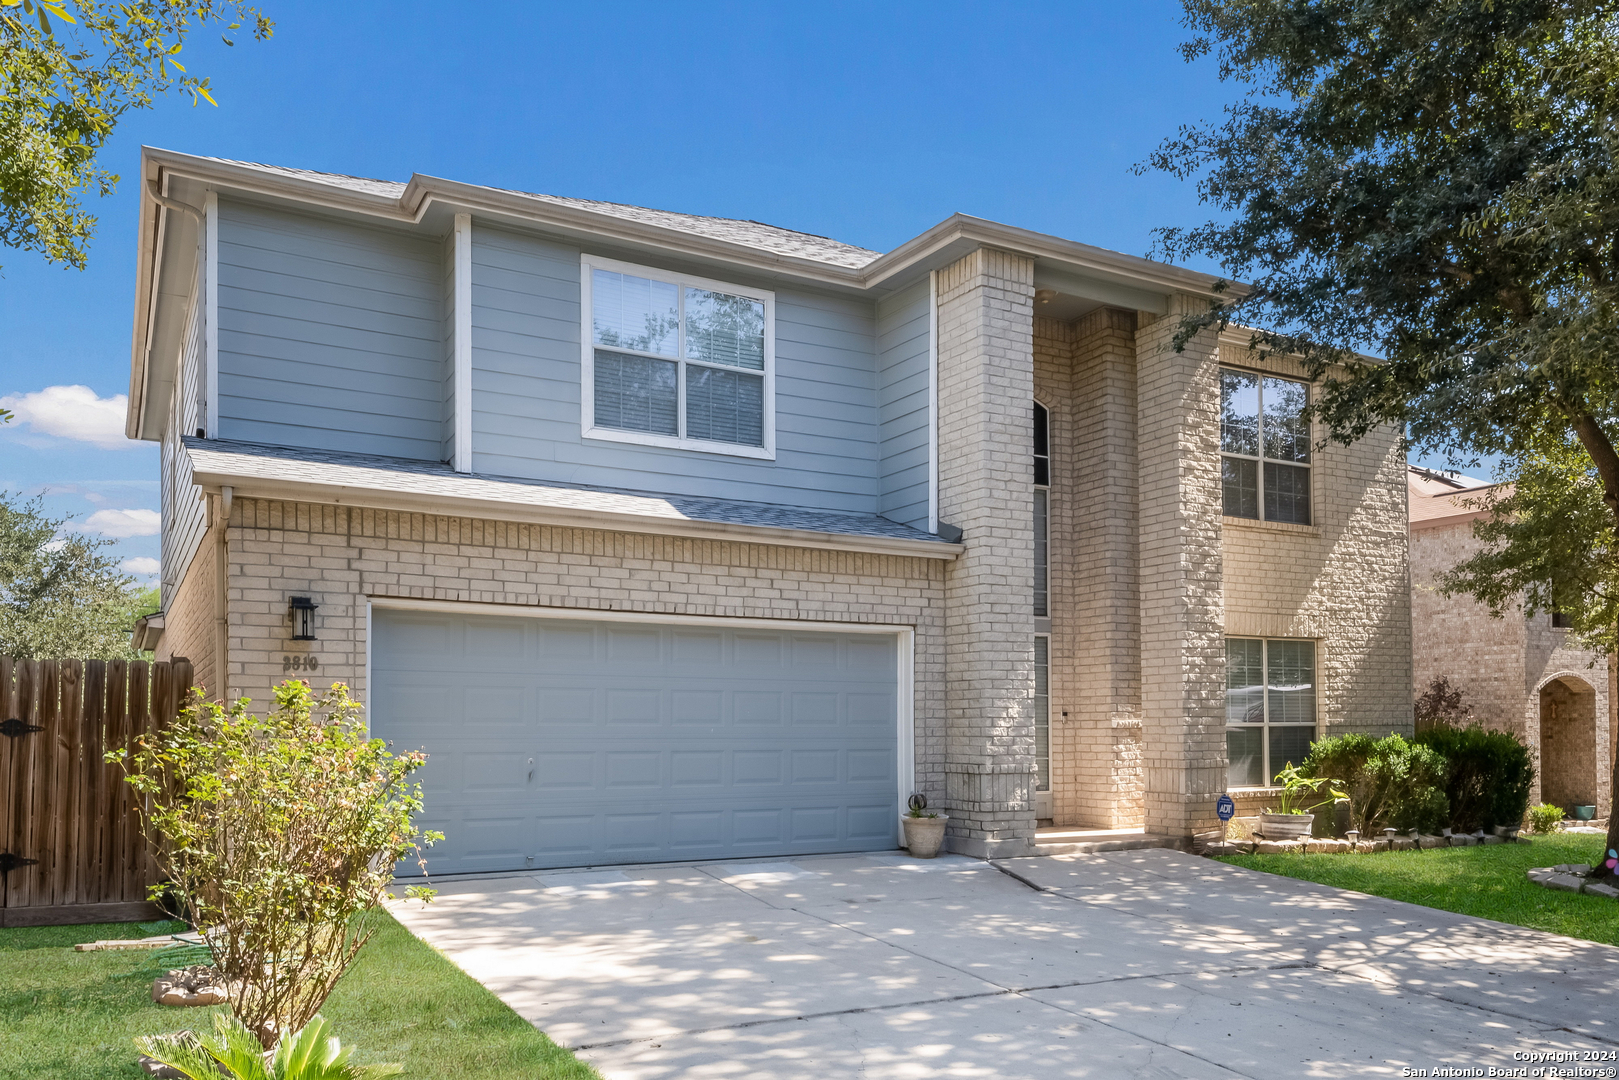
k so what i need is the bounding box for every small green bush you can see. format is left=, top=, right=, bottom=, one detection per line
left=1528, top=803, right=1565, bottom=834
left=1414, top=725, right=1534, bottom=832
left=1303, top=733, right=1449, bottom=834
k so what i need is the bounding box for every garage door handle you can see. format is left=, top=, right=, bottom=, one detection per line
left=527, top=758, right=534, bottom=784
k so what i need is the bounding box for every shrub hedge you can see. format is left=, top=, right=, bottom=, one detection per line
left=1301, top=725, right=1532, bottom=835
left=1413, top=725, right=1534, bottom=833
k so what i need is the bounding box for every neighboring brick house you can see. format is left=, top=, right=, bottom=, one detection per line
left=125, top=146, right=1411, bottom=868
left=1410, top=468, right=1615, bottom=820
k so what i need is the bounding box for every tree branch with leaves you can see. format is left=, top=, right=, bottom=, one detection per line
left=0, top=0, right=272, bottom=269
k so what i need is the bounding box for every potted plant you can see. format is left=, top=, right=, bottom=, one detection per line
left=901, top=794, right=948, bottom=858
left=1259, top=763, right=1347, bottom=840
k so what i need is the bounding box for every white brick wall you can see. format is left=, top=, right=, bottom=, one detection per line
left=935, top=248, right=1039, bottom=856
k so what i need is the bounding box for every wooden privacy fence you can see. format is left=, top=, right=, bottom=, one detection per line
left=0, top=656, right=193, bottom=927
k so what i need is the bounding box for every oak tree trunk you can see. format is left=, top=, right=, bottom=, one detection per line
left=1569, top=414, right=1619, bottom=877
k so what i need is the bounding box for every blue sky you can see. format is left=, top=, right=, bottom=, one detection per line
left=0, top=0, right=1463, bottom=590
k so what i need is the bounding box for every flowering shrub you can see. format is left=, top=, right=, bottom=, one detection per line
left=115, top=680, right=440, bottom=1047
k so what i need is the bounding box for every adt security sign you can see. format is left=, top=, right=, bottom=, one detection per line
left=1216, top=794, right=1236, bottom=822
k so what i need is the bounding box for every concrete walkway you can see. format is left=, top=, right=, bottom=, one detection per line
left=390, top=848, right=1619, bottom=1078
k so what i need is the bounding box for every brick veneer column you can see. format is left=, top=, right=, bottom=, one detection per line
left=935, top=247, right=1037, bottom=857
left=1134, top=298, right=1225, bottom=839
left=1065, top=308, right=1144, bottom=828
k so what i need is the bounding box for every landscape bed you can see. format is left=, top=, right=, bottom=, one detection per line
left=1217, top=833, right=1619, bottom=947
left=0, top=911, right=598, bottom=1080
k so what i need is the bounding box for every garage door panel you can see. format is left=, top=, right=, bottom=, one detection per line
left=734, top=692, right=783, bottom=725
left=734, top=634, right=784, bottom=667
left=373, top=609, right=901, bottom=873
left=462, top=753, right=531, bottom=793
left=671, top=751, right=724, bottom=786
left=790, top=693, right=838, bottom=725
left=670, top=811, right=724, bottom=848
left=605, top=752, right=662, bottom=788
left=539, top=624, right=595, bottom=660
left=606, top=689, right=661, bottom=723
left=849, top=692, right=896, bottom=725
left=534, top=753, right=594, bottom=789
left=671, top=630, right=723, bottom=664
left=535, top=815, right=595, bottom=856
left=671, top=690, right=722, bottom=725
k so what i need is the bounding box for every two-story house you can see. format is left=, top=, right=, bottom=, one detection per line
left=126, top=147, right=1411, bottom=871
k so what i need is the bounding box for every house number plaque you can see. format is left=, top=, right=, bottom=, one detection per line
left=282, top=655, right=320, bottom=674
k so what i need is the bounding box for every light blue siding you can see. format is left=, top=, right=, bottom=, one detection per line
left=440, top=233, right=457, bottom=463
left=468, top=225, right=882, bottom=512
left=215, top=200, right=445, bottom=461
left=161, top=275, right=207, bottom=600
left=876, top=281, right=931, bottom=529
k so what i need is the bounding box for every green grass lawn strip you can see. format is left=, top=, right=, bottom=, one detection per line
left=0, top=911, right=598, bottom=1080
left=1218, top=833, right=1619, bottom=946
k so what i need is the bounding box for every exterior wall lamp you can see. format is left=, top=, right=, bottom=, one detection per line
left=288, top=596, right=319, bottom=641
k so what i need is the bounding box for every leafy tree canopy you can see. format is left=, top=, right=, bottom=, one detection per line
left=0, top=0, right=271, bottom=269
left=0, top=490, right=157, bottom=659
left=1144, top=0, right=1619, bottom=865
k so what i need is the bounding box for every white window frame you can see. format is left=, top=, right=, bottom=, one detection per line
left=1219, top=367, right=1312, bottom=525
left=1224, top=636, right=1319, bottom=789
left=580, top=253, right=777, bottom=460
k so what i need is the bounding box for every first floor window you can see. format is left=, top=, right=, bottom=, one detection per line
left=1225, top=637, right=1316, bottom=787
left=1033, top=635, right=1050, bottom=795
left=584, top=257, right=774, bottom=456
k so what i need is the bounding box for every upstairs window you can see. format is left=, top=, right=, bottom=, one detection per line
left=1034, top=401, right=1049, bottom=617
left=582, top=256, right=775, bottom=458
left=1221, top=369, right=1311, bottom=525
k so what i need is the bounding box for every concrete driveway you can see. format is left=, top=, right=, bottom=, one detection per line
left=391, top=848, right=1619, bottom=1078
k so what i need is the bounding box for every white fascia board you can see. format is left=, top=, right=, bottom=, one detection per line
left=127, top=157, right=163, bottom=440
left=138, top=149, right=1240, bottom=301
left=860, top=214, right=1244, bottom=302
left=205, top=191, right=219, bottom=439
left=185, top=468, right=964, bottom=561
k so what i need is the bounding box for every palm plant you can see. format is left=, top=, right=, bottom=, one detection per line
left=135, top=1013, right=403, bottom=1080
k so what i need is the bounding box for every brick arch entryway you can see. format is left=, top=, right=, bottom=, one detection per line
left=1537, top=675, right=1598, bottom=815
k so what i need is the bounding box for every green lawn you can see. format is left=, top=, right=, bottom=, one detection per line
left=0, top=911, right=599, bottom=1080
left=1218, top=833, right=1619, bottom=946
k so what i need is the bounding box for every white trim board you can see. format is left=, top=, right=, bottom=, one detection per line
left=452, top=213, right=473, bottom=472
left=927, top=269, right=939, bottom=534
left=366, top=596, right=917, bottom=846
left=204, top=190, right=219, bottom=439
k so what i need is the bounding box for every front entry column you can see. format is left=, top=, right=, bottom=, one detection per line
left=935, top=247, right=1038, bottom=858
left=1134, top=299, right=1226, bottom=839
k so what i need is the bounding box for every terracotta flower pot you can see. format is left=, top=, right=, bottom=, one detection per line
left=902, top=815, right=949, bottom=858
left=1258, top=812, right=1314, bottom=840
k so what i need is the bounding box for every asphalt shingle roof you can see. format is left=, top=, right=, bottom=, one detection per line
left=205, top=158, right=883, bottom=270
left=183, top=438, right=946, bottom=546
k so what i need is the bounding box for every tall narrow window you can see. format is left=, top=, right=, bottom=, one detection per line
left=1220, top=370, right=1311, bottom=524
left=1225, top=637, right=1317, bottom=787
left=1034, top=401, right=1049, bottom=617
left=1034, top=635, right=1050, bottom=797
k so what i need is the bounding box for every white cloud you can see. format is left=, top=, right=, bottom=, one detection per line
left=0, top=385, right=133, bottom=449
left=79, top=508, right=160, bottom=538
left=121, top=557, right=161, bottom=575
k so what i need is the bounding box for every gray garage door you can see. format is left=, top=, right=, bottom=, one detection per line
left=371, top=608, right=902, bottom=874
